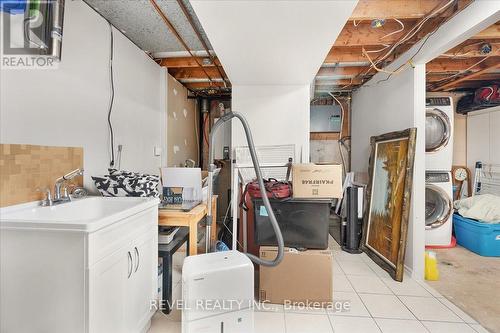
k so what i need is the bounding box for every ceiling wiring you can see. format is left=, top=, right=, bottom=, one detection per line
left=375, top=0, right=455, bottom=65
left=376, top=28, right=437, bottom=85
left=354, top=0, right=458, bottom=88
left=380, top=18, right=405, bottom=40
left=430, top=52, right=499, bottom=87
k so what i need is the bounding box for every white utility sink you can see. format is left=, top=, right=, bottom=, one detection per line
left=0, top=196, right=159, bottom=232
left=1, top=195, right=159, bottom=333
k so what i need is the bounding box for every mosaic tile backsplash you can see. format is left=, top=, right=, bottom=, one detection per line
left=0, top=144, right=83, bottom=207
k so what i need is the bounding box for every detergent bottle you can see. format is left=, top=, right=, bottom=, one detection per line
left=425, top=251, right=440, bottom=281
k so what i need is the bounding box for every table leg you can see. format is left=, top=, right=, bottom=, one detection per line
left=161, top=254, right=173, bottom=314
left=189, top=223, right=198, bottom=255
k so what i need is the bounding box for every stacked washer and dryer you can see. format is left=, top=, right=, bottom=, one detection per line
left=425, top=97, right=455, bottom=247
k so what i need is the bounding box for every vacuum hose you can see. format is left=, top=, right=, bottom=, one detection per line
left=206, top=112, right=284, bottom=267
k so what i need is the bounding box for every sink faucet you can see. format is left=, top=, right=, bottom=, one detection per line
left=40, top=168, right=84, bottom=206
left=54, top=168, right=84, bottom=201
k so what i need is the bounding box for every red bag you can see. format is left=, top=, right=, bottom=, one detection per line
left=474, top=85, right=500, bottom=104
left=246, top=178, right=292, bottom=199
left=240, top=159, right=293, bottom=211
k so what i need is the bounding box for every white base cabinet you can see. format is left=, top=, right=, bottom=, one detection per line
left=1, top=204, right=158, bottom=333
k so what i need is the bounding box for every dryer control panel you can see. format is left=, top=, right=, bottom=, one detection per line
left=426, top=97, right=451, bottom=106
left=426, top=172, right=450, bottom=183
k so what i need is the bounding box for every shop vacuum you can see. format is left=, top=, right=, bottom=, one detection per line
left=181, top=112, right=285, bottom=333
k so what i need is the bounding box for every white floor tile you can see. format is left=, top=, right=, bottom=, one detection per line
left=417, top=281, right=444, bottom=297
left=437, top=297, right=478, bottom=324
left=399, top=296, right=462, bottom=322
left=330, top=315, right=381, bottom=333
left=375, top=318, right=428, bottom=333
left=359, top=294, right=415, bottom=320
left=364, top=260, right=392, bottom=278
left=333, top=260, right=345, bottom=275
left=148, top=312, right=181, bottom=333
left=329, top=291, right=370, bottom=317
left=422, top=321, right=477, bottom=333
left=333, top=273, right=355, bottom=292
left=381, top=278, right=432, bottom=297
left=469, top=324, right=491, bottom=333
left=284, top=313, right=333, bottom=333
left=348, top=275, right=393, bottom=294
left=337, top=260, right=377, bottom=276
left=334, top=250, right=366, bottom=262
left=254, top=311, right=285, bottom=333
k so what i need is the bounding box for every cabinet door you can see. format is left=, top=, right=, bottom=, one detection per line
left=467, top=112, right=490, bottom=171
left=490, top=110, right=500, bottom=164
left=127, top=228, right=157, bottom=332
left=89, top=246, right=132, bottom=333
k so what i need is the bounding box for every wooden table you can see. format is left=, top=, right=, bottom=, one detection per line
left=158, top=196, right=217, bottom=255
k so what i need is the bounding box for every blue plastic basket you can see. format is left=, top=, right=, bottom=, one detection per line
left=453, top=214, right=500, bottom=257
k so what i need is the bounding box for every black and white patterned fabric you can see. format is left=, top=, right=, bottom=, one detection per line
left=92, top=169, right=160, bottom=198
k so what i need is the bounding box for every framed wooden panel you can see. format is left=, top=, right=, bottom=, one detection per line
left=361, top=128, right=417, bottom=282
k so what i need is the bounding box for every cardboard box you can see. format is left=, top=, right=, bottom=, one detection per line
left=292, top=164, right=343, bottom=199
left=259, top=247, right=333, bottom=306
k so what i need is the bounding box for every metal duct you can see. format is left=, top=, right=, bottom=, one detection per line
left=201, top=99, right=209, bottom=113
left=49, top=0, right=65, bottom=60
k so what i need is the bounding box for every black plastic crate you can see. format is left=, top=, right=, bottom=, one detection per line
left=253, top=198, right=331, bottom=250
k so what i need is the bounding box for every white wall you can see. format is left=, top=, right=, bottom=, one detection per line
left=231, top=85, right=310, bottom=161
left=351, top=65, right=426, bottom=278
left=0, top=0, right=167, bottom=190
left=190, top=1, right=357, bottom=162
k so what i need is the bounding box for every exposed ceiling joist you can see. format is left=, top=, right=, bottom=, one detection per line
left=169, top=67, right=223, bottom=80
left=159, top=56, right=221, bottom=68
left=316, top=66, right=366, bottom=78
left=350, top=0, right=441, bottom=20
left=184, top=82, right=226, bottom=90
left=325, top=47, right=369, bottom=63
left=315, top=78, right=363, bottom=86
left=431, top=57, right=500, bottom=91
left=427, top=57, right=500, bottom=73
left=469, top=22, right=500, bottom=40
left=427, top=72, right=500, bottom=82
left=441, top=40, right=500, bottom=58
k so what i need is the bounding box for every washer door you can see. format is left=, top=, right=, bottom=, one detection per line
left=426, top=108, right=451, bottom=153
left=425, top=184, right=453, bottom=229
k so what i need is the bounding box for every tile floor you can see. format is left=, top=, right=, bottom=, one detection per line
left=148, top=239, right=491, bottom=333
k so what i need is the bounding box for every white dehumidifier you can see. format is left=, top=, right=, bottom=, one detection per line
left=182, top=251, right=254, bottom=333
left=182, top=112, right=285, bottom=333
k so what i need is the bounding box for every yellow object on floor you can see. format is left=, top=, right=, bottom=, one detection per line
left=425, top=251, right=440, bottom=281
